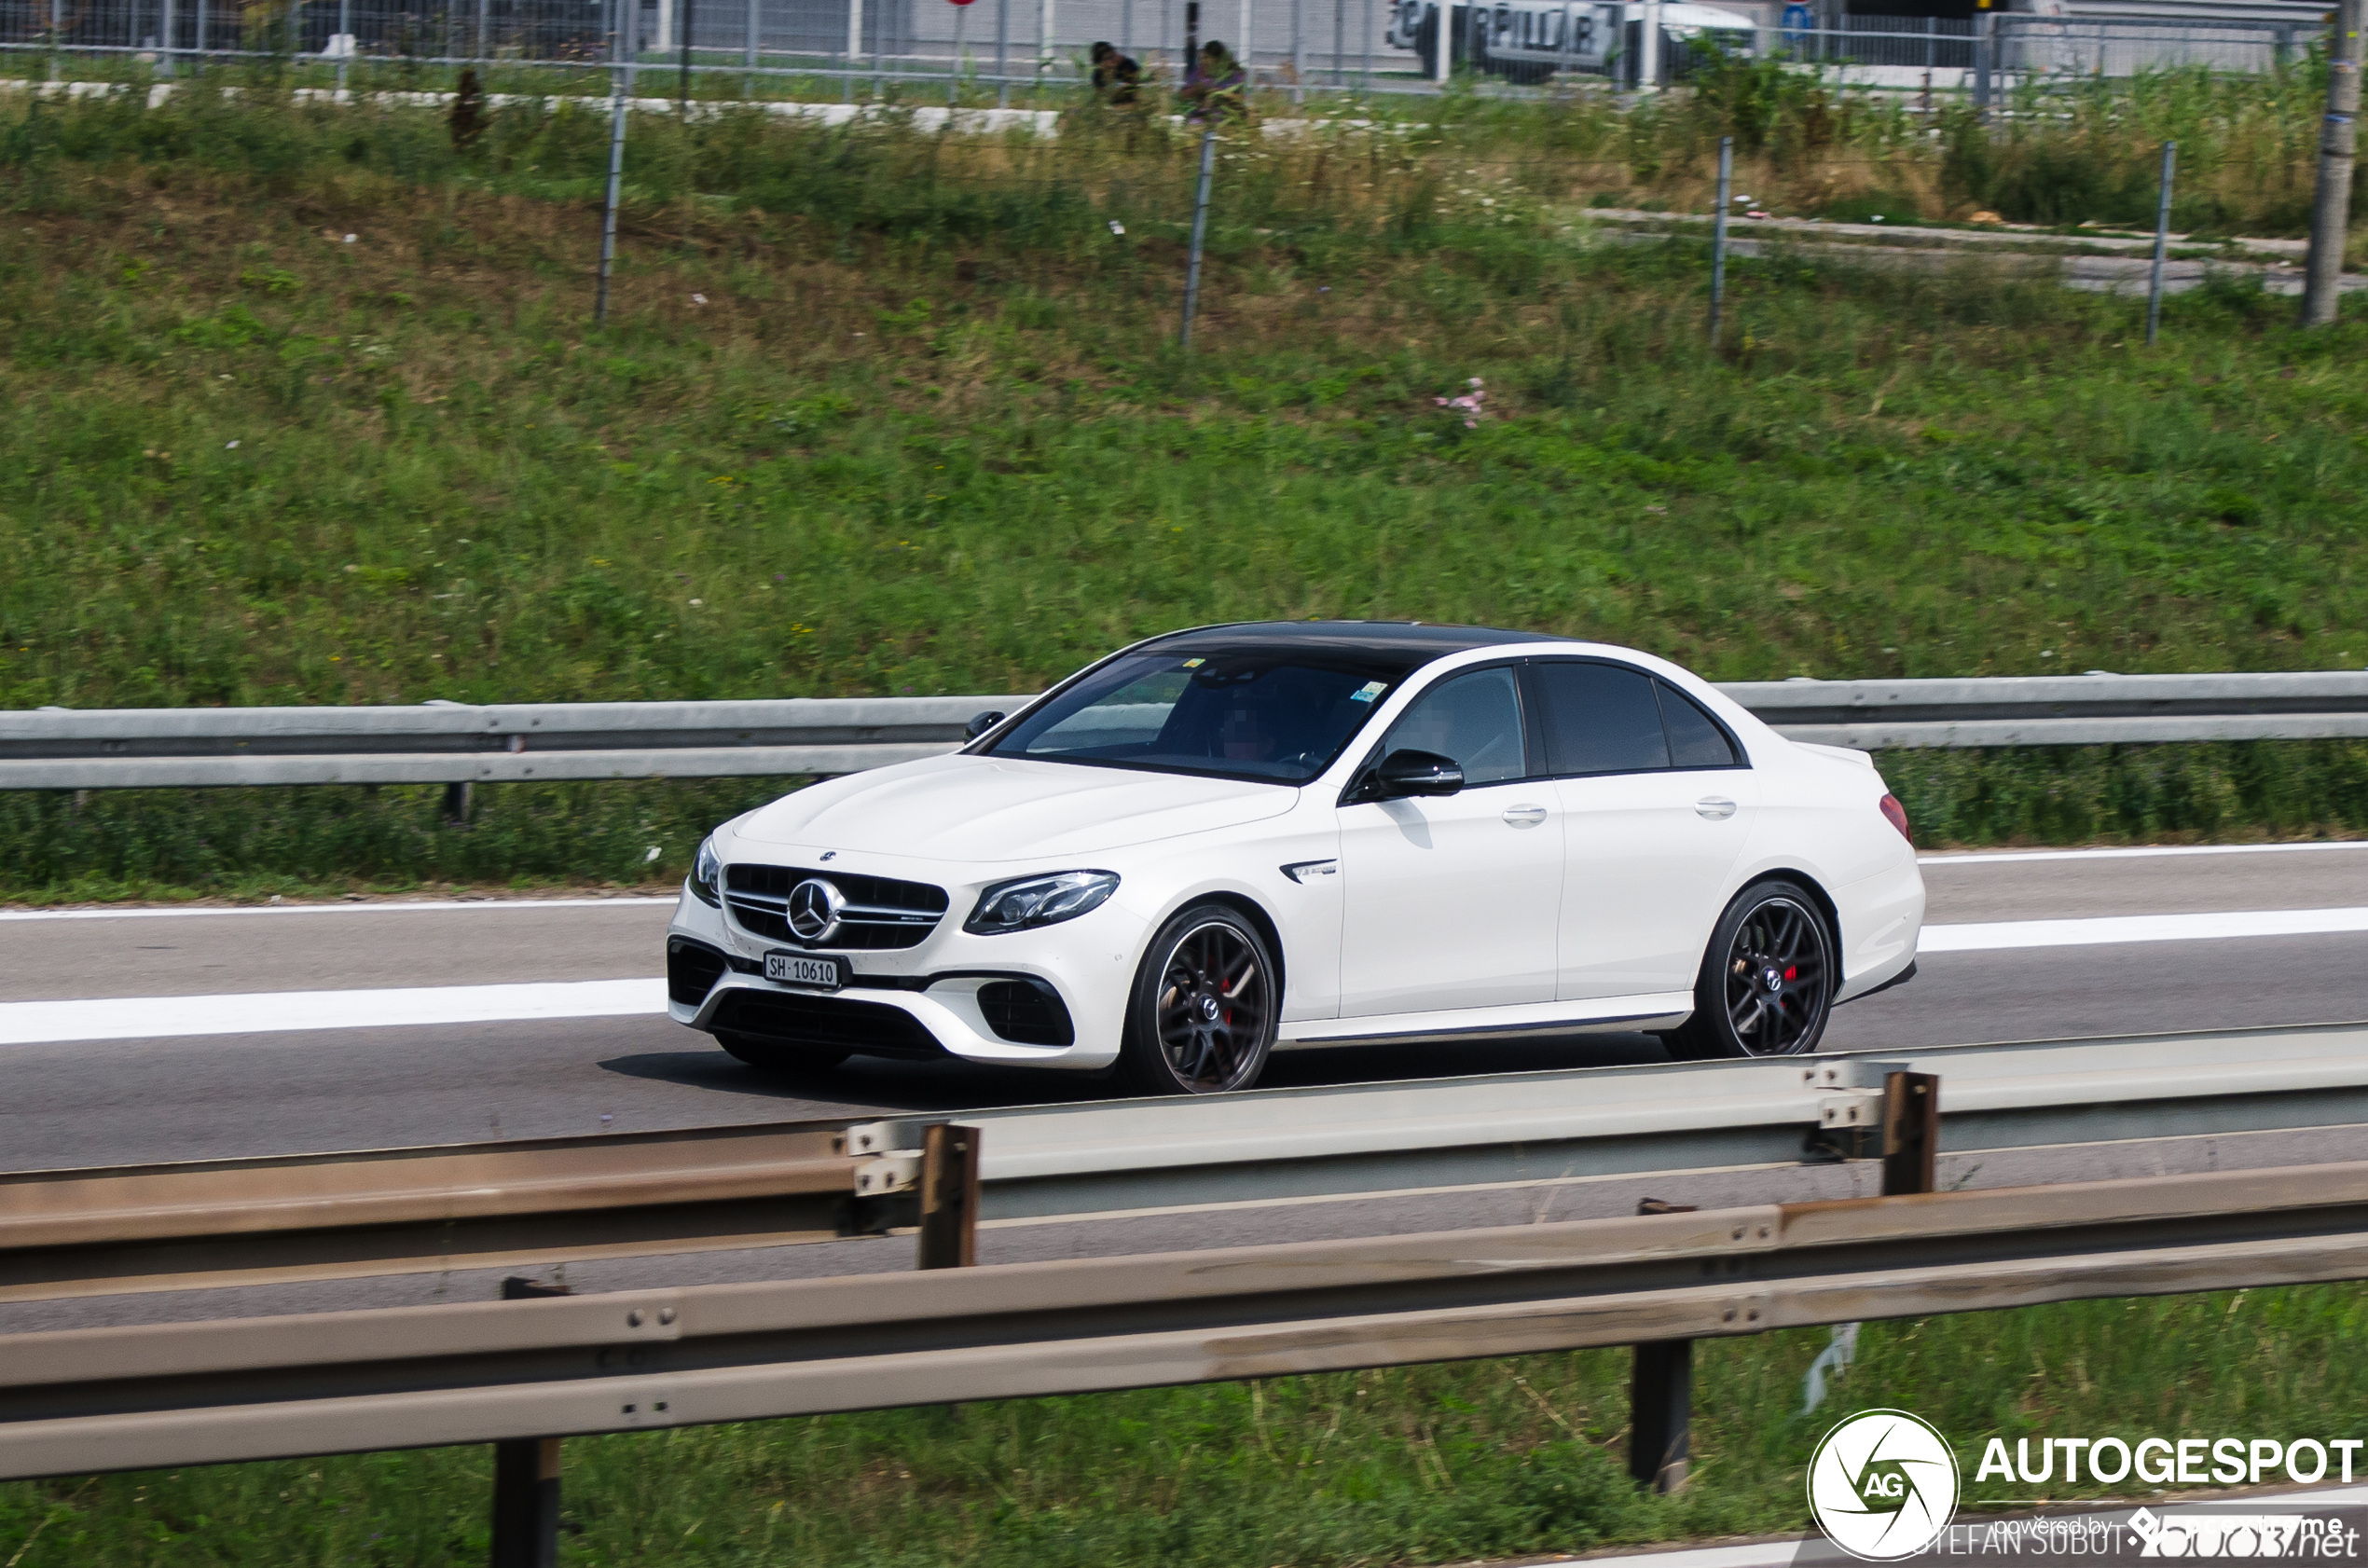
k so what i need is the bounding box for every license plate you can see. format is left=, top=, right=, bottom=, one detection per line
left=764, top=952, right=847, bottom=991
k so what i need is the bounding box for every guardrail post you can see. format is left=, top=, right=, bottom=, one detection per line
left=491, top=1278, right=568, bottom=1568
left=916, top=1122, right=981, bottom=1269
left=444, top=780, right=475, bottom=825
left=1629, top=1339, right=1691, bottom=1492
left=490, top=1438, right=562, bottom=1567
left=1880, top=1071, right=1938, bottom=1196
left=1627, top=1199, right=1696, bottom=1492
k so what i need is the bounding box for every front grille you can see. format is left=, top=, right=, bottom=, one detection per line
left=979, top=980, right=1075, bottom=1046
left=724, top=864, right=950, bottom=951
left=709, top=989, right=944, bottom=1058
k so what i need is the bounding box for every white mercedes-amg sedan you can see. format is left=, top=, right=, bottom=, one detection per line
left=667, top=622, right=1923, bottom=1093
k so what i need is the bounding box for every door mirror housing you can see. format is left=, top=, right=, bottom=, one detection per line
left=965, top=709, right=1009, bottom=742
left=1371, top=749, right=1465, bottom=799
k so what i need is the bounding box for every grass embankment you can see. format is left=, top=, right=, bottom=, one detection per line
left=1, top=87, right=2365, bottom=899
left=5, top=1284, right=2366, bottom=1565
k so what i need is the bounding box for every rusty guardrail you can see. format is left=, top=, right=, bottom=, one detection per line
left=11, top=1022, right=2368, bottom=1306
left=0, top=1120, right=878, bottom=1304
left=6, top=1156, right=2366, bottom=1482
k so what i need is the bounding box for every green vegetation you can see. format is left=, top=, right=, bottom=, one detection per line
left=0, top=84, right=2363, bottom=897
left=7, top=1281, right=2367, bottom=1564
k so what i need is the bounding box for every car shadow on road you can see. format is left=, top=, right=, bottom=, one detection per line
left=596, top=1031, right=1674, bottom=1117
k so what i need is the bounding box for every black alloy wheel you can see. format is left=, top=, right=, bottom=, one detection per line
left=1660, top=881, right=1836, bottom=1061
left=716, top=1032, right=851, bottom=1072
left=1119, top=904, right=1279, bottom=1094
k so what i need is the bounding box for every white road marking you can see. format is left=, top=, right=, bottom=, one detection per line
left=0, top=979, right=668, bottom=1045
left=0, top=897, right=678, bottom=923
left=1921, top=906, right=2368, bottom=954
left=7, top=905, right=2368, bottom=1045
left=1922, top=840, right=2368, bottom=867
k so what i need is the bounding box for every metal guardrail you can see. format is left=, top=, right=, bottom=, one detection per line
left=10, top=1022, right=2364, bottom=1303
left=7, top=1156, right=2368, bottom=1479
left=6, top=670, right=2367, bottom=790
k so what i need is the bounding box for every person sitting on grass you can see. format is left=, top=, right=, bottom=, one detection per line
left=1180, top=40, right=1247, bottom=125
left=1090, top=41, right=1144, bottom=104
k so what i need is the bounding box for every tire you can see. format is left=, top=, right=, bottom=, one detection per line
left=715, top=1032, right=851, bottom=1072
left=1659, top=881, right=1837, bottom=1061
left=1116, top=903, right=1280, bottom=1095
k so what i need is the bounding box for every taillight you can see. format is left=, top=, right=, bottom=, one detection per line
left=1879, top=794, right=1912, bottom=843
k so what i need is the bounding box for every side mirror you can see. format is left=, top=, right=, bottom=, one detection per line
left=1372, top=748, right=1464, bottom=799
left=965, top=709, right=1009, bottom=742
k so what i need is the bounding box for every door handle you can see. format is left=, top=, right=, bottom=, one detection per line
left=1695, top=797, right=1738, bottom=820
left=1502, top=804, right=1549, bottom=828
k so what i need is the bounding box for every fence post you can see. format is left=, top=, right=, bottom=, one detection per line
left=1708, top=135, right=1731, bottom=345
left=1333, top=0, right=1342, bottom=89
left=1296, top=0, right=1314, bottom=99
left=2146, top=140, right=2176, bottom=347
left=2301, top=0, right=2361, bottom=327
left=743, top=0, right=756, bottom=92
left=846, top=0, right=862, bottom=100
left=950, top=0, right=966, bottom=103
left=995, top=0, right=1008, bottom=102
left=680, top=0, right=695, bottom=109
left=1179, top=126, right=1219, bottom=348
left=1639, top=0, right=1659, bottom=88
left=192, top=0, right=204, bottom=71
left=1973, top=7, right=1991, bottom=113
left=916, top=1123, right=982, bottom=1269
left=596, top=0, right=631, bottom=326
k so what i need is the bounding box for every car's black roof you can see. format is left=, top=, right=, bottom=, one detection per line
left=1137, top=620, right=1555, bottom=671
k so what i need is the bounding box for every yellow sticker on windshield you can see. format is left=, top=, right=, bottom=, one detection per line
left=1181, top=658, right=1205, bottom=668
left=1350, top=680, right=1388, bottom=703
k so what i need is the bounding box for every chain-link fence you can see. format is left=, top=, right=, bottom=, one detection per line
left=0, top=0, right=2327, bottom=98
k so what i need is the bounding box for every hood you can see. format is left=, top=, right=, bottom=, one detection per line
left=734, top=753, right=1300, bottom=863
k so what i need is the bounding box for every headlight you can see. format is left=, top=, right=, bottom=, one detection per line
left=964, top=870, right=1120, bottom=935
left=689, top=835, right=723, bottom=908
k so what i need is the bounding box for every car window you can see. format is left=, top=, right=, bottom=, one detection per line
left=1382, top=667, right=1527, bottom=784
left=1531, top=661, right=1670, bottom=776
left=1658, top=681, right=1742, bottom=768
left=990, top=652, right=1403, bottom=785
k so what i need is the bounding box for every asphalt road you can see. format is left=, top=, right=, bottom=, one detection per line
left=6, top=842, right=2365, bottom=1165
left=4, top=841, right=2365, bottom=1329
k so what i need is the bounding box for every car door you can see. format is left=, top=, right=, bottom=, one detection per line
left=1527, top=660, right=1759, bottom=1001
left=1335, top=666, right=1564, bottom=1017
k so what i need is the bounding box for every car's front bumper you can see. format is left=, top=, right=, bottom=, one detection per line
left=665, top=884, right=1140, bottom=1069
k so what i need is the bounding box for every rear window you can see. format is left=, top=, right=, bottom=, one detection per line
left=1532, top=662, right=1669, bottom=776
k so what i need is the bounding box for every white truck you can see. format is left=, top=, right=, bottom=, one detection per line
left=1384, top=0, right=1758, bottom=83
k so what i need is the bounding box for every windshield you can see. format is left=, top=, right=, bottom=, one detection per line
left=987, top=652, right=1404, bottom=784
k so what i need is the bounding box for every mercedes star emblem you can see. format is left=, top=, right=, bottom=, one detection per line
left=787, top=878, right=845, bottom=943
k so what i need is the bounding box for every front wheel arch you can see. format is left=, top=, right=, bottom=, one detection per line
left=1183, top=890, right=1287, bottom=1008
